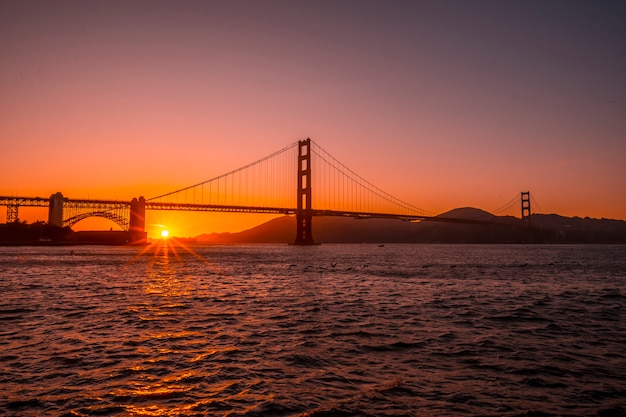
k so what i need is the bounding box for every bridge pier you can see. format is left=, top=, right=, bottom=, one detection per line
left=6, top=204, right=19, bottom=223
left=521, top=191, right=532, bottom=243
left=130, top=196, right=147, bottom=244
left=294, top=138, right=315, bottom=245
left=48, top=192, right=64, bottom=227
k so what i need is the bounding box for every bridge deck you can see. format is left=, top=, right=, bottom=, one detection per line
left=1, top=196, right=520, bottom=228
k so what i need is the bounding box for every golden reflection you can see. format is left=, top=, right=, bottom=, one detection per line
left=127, top=237, right=211, bottom=266
left=119, top=384, right=197, bottom=416
left=120, top=239, right=229, bottom=417
left=126, top=236, right=221, bottom=282
left=190, top=350, right=217, bottom=363
left=125, top=403, right=200, bottom=417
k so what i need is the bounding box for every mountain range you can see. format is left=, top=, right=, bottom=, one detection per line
left=196, top=207, right=626, bottom=244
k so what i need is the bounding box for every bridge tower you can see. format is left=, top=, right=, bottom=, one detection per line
left=130, top=196, right=147, bottom=244
left=521, top=191, right=532, bottom=243
left=48, top=192, right=64, bottom=227
left=294, top=138, right=315, bottom=245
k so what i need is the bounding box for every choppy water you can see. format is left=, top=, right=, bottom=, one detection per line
left=1, top=243, right=625, bottom=417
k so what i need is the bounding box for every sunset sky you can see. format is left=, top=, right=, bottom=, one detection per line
left=1, top=1, right=625, bottom=238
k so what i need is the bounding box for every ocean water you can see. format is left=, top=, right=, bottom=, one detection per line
left=0, top=243, right=625, bottom=417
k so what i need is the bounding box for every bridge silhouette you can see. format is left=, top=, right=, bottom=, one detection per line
left=1, top=139, right=531, bottom=244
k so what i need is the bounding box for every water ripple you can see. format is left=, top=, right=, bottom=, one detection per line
left=0, top=244, right=625, bottom=416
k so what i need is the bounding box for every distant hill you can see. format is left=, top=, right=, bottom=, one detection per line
left=197, top=216, right=296, bottom=244
left=196, top=208, right=626, bottom=244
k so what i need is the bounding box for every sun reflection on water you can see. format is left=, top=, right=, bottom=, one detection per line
left=125, top=237, right=221, bottom=297
left=118, top=239, right=226, bottom=416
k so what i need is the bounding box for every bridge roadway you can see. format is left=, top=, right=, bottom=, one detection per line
left=0, top=196, right=128, bottom=208
left=0, top=195, right=426, bottom=219
left=1, top=195, right=505, bottom=227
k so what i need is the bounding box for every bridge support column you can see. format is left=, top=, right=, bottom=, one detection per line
left=521, top=191, right=532, bottom=243
left=6, top=205, right=19, bottom=223
left=130, top=196, right=147, bottom=244
left=48, top=192, right=64, bottom=227
left=294, top=138, right=315, bottom=245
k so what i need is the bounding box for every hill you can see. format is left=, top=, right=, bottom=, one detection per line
left=196, top=208, right=626, bottom=244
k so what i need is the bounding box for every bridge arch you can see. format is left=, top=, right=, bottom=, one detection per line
left=64, top=211, right=130, bottom=231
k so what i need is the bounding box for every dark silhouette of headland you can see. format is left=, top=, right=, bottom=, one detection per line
left=0, top=222, right=144, bottom=245
left=196, top=208, right=626, bottom=244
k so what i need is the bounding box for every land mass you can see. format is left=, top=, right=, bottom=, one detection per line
left=0, top=222, right=143, bottom=245
left=197, top=208, right=626, bottom=244
left=2, top=208, right=625, bottom=245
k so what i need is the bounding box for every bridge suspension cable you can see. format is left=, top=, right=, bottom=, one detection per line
left=490, top=194, right=520, bottom=215
left=530, top=193, right=544, bottom=214
left=309, top=140, right=434, bottom=217
left=147, top=142, right=299, bottom=210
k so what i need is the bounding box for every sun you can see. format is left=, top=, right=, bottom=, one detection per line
left=160, top=229, right=170, bottom=238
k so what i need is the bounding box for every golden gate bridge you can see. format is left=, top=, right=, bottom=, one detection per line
left=0, top=139, right=533, bottom=244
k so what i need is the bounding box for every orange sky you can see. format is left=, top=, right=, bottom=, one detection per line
left=1, top=1, right=625, bottom=238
